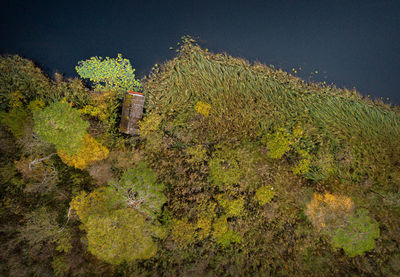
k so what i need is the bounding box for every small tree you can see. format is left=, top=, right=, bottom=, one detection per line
left=85, top=209, right=160, bottom=265
left=75, top=53, right=142, bottom=93
left=69, top=163, right=167, bottom=265
left=57, top=134, right=109, bottom=170
left=331, top=209, right=380, bottom=257
left=70, top=187, right=164, bottom=265
left=33, top=101, right=89, bottom=155
left=110, top=162, right=166, bottom=218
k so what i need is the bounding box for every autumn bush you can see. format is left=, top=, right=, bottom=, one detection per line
left=85, top=209, right=160, bottom=265
left=57, top=134, right=109, bottom=170
left=70, top=187, right=164, bottom=265
left=305, top=192, right=355, bottom=232
left=305, top=192, right=380, bottom=257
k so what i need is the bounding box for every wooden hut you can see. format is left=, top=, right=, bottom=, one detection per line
left=119, top=90, right=145, bottom=135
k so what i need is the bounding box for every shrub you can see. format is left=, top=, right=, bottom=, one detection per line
left=69, top=188, right=118, bottom=224
left=305, top=192, right=355, bottom=232
left=209, top=144, right=242, bottom=189
left=14, top=154, right=58, bottom=193
left=263, top=127, right=294, bottom=159
left=216, top=230, right=242, bottom=247
left=196, top=216, right=213, bottom=239
left=194, top=101, right=211, bottom=117
left=291, top=153, right=311, bottom=175
left=194, top=200, right=217, bottom=240
left=57, top=134, right=109, bottom=170
left=0, top=98, right=45, bottom=139
left=212, top=216, right=242, bottom=247
left=255, top=185, right=275, bottom=205
left=139, top=113, right=163, bottom=138
left=51, top=256, right=68, bottom=276
left=185, top=144, right=208, bottom=164
left=78, top=91, right=121, bottom=133
left=170, top=218, right=197, bottom=247
left=0, top=106, right=28, bottom=138
left=331, top=209, right=380, bottom=257
left=33, top=101, right=89, bottom=155
left=18, top=206, right=61, bottom=248
left=305, top=146, right=336, bottom=182
left=0, top=55, right=56, bottom=107
left=216, top=194, right=245, bottom=217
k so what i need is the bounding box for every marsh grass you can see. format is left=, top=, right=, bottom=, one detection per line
left=144, top=41, right=400, bottom=152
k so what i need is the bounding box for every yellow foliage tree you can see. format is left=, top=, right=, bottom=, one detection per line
left=57, top=134, right=109, bottom=170
left=70, top=186, right=164, bottom=265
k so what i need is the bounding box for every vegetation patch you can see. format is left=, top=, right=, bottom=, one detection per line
left=1, top=37, right=399, bottom=276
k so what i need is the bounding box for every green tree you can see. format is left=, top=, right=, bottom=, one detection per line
left=85, top=209, right=160, bottom=265
left=70, top=187, right=164, bottom=265
left=33, top=101, right=89, bottom=155
left=75, top=53, right=142, bottom=92
left=0, top=55, right=56, bottom=109
left=331, top=209, right=380, bottom=257
left=69, top=163, right=167, bottom=265
left=111, top=162, right=166, bottom=218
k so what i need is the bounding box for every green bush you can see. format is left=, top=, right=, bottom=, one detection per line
left=255, top=185, right=275, bottom=205
left=0, top=55, right=56, bottom=108
left=85, top=209, right=160, bottom=265
left=111, top=162, right=166, bottom=218
left=331, top=209, right=380, bottom=257
left=209, top=144, right=242, bottom=189
left=33, top=101, right=89, bottom=155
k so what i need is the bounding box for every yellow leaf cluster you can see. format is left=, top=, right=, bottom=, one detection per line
left=185, top=144, right=207, bottom=164
left=194, top=101, right=211, bottom=117
left=69, top=188, right=109, bottom=223
left=10, top=90, right=25, bottom=108
left=58, top=134, right=109, bottom=170
left=139, top=113, right=163, bottom=138
left=305, top=192, right=355, bottom=231
left=255, top=185, right=275, bottom=205
left=170, top=218, right=197, bottom=247
left=216, top=194, right=245, bottom=217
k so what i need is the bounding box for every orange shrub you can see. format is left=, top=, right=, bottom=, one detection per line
left=305, top=192, right=355, bottom=231
left=58, top=134, right=109, bottom=170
